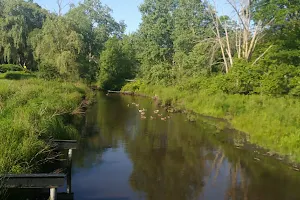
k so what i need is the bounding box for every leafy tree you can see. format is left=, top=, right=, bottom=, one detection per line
left=30, top=17, right=83, bottom=79
left=253, top=0, right=300, bottom=66
left=66, top=0, right=126, bottom=82
left=138, top=0, right=177, bottom=65
left=98, top=37, right=137, bottom=90
left=172, top=0, right=212, bottom=53
left=0, top=0, right=47, bottom=68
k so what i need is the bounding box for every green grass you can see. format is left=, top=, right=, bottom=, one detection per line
left=0, top=77, right=92, bottom=173
left=122, top=81, right=300, bottom=163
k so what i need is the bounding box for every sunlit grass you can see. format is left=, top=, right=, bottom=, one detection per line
left=0, top=78, right=91, bottom=173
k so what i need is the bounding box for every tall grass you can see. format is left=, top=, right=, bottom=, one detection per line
left=122, top=81, right=300, bottom=162
left=0, top=78, right=92, bottom=173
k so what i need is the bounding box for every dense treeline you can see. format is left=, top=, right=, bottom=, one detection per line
left=126, top=0, right=300, bottom=96
left=0, top=0, right=135, bottom=86
left=2, top=0, right=298, bottom=94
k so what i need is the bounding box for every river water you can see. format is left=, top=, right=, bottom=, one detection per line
left=63, top=92, right=300, bottom=200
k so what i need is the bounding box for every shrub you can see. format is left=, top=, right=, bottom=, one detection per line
left=259, top=64, right=298, bottom=95
left=221, top=60, right=262, bottom=94
left=0, top=64, right=23, bottom=73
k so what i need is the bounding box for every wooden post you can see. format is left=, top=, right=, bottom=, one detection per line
left=67, top=170, right=72, bottom=194
left=50, top=187, right=57, bottom=200
left=67, top=148, right=73, bottom=194
left=68, top=149, right=73, bottom=162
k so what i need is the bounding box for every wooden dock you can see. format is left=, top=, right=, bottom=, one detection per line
left=1, top=140, right=78, bottom=200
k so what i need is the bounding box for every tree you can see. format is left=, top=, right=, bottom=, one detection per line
left=66, top=0, right=126, bottom=82
left=98, top=37, right=136, bottom=90
left=209, top=0, right=273, bottom=73
left=173, top=0, right=212, bottom=53
left=138, top=0, right=177, bottom=65
left=0, top=0, right=47, bottom=68
left=253, top=0, right=300, bottom=66
left=30, top=17, right=83, bottom=79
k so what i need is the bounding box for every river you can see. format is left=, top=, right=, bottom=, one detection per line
left=67, top=92, right=300, bottom=200
left=5, top=92, right=300, bottom=200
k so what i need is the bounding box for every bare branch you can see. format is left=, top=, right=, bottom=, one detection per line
left=252, top=45, right=273, bottom=66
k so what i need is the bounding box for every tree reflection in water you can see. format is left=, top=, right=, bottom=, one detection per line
left=71, top=93, right=300, bottom=200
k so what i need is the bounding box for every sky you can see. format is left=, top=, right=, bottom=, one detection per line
left=34, top=0, right=233, bottom=33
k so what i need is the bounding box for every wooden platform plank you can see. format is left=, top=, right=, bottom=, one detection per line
left=1, top=174, right=65, bottom=188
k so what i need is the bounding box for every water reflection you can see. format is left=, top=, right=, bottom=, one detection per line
left=71, top=93, right=300, bottom=200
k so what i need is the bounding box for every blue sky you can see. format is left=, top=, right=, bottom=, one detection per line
left=34, top=0, right=232, bottom=33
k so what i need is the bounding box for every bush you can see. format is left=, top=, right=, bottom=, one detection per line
left=259, top=64, right=298, bottom=95
left=0, top=64, right=23, bottom=73
left=122, top=80, right=146, bottom=92
left=38, top=63, right=60, bottom=80
left=221, top=60, right=262, bottom=94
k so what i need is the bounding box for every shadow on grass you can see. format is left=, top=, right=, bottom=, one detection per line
left=0, top=72, right=36, bottom=80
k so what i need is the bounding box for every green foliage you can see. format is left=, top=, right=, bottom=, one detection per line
left=66, top=0, right=126, bottom=82
left=98, top=37, right=137, bottom=90
left=0, top=64, right=23, bottom=73
left=30, top=17, right=83, bottom=80
left=0, top=78, right=91, bottom=173
left=172, top=0, right=212, bottom=53
left=0, top=0, right=126, bottom=83
left=0, top=0, right=47, bottom=68
left=220, top=60, right=262, bottom=94
left=138, top=0, right=176, bottom=64
left=259, top=64, right=298, bottom=95
left=253, top=0, right=300, bottom=66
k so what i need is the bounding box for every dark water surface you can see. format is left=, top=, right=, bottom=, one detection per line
left=69, top=93, right=300, bottom=200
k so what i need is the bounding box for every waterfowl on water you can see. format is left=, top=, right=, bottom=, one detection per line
left=161, top=117, right=167, bottom=121
left=150, top=116, right=155, bottom=120
left=167, top=115, right=171, bottom=119
left=140, top=111, right=146, bottom=115
left=141, top=115, right=147, bottom=119
left=139, top=108, right=147, bottom=113
left=154, top=110, right=159, bottom=114
left=157, top=114, right=162, bottom=117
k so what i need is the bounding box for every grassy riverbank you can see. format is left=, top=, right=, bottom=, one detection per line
left=122, top=81, right=300, bottom=163
left=0, top=77, right=92, bottom=173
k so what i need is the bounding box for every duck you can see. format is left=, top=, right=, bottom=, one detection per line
left=135, top=104, right=139, bottom=107
left=141, top=115, right=147, bottom=119
left=150, top=116, right=155, bottom=120
left=139, top=108, right=147, bottom=113
left=154, top=110, right=159, bottom=114
left=161, top=117, right=167, bottom=121
left=140, top=112, right=146, bottom=115
left=167, top=115, right=171, bottom=119
left=157, top=113, right=162, bottom=117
